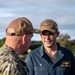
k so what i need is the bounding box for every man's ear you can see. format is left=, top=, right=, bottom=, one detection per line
left=21, top=35, right=26, bottom=44
left=57, top=31, right=60, bottom=37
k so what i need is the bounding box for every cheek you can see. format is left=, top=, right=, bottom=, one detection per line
left=25, top=39, right=31, bottom=49
left=52, top=36, right=57, bottom=43
left=28, top=37, right=32, bottom=44
left=29, top=39, right=31, bottom=44
left=25, top=37, right=30, bottom=44
left=41, top=37, right=45, bottom=44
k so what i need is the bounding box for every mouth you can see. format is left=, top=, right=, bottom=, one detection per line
left=45, top=40, right=52, bottom=42
left=45, top=40, right=53, bottom=44
left=45, top=41, right=51, bottom=44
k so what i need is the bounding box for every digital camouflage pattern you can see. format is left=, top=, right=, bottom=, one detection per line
left=0, top=44, right=28, bottom=75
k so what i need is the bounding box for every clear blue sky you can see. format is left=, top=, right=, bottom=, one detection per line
left=0, top=0, right=75, bottom=41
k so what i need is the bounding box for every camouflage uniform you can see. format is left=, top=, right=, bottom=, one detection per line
left=0, top=44, right=28, bottom=75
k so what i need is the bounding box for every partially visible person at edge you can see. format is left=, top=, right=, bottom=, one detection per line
left=26, top=19, right=75, bottom=75
left=0, top=17, right=37, bottom=75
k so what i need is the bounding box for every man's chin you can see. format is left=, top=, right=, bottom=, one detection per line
left=45, top=44, right=52, bottom=48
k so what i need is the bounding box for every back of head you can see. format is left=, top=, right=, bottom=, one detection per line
left=6, top=17, right=34, bottom=36
left=40, top=19, right=58, bottom=33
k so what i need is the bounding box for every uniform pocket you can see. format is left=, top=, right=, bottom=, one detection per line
left=56, top=66, right=70, bottom=75
left=34, top=66, right=48, bottom=75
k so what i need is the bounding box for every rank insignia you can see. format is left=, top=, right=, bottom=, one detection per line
left=61, top=61, right=71, bottom=67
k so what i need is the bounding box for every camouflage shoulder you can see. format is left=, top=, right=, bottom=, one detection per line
left=0, top=55, right=28, bottom=75
left=0, top=46, right=28, bottom=75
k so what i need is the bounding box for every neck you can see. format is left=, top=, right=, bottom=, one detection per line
left=5, top=40, right=21, bottom=55
left=44, top=44, right=58, bottom=62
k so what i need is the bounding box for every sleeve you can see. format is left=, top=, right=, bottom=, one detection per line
left=26, top=53, right=34, bottom=75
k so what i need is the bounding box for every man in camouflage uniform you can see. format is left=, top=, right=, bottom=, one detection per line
left=0, top=17, right=37, bottom=75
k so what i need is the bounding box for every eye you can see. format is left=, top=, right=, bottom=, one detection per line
left=49, top=32, right=54, bottom=35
